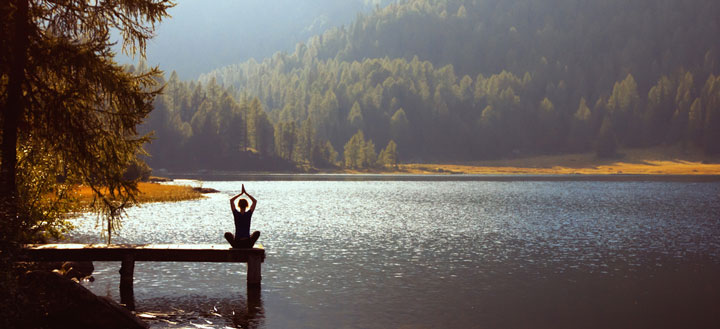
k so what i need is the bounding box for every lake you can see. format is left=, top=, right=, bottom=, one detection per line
left=68, top=176, right=720, bottom=328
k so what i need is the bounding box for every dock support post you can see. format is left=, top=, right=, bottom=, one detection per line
left=119, top=254, right=135, bottom=311
left=247, top=284, right=262, bottom=318
left=247, top=253, right=262, bottom=286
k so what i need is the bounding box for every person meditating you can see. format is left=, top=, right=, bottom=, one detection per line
left=224, top=184, right=261, bottom=248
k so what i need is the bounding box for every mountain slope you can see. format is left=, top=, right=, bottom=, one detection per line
left=115, top=0, right=394, bottom=79
left=142, top=0, right=720, bottom=170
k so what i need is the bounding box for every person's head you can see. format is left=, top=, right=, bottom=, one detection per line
left=238, top=199, right=249, bottom=211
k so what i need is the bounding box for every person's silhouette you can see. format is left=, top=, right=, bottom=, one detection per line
left=224, top=184, right=260, bottom=248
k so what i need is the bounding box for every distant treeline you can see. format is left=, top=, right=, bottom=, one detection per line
left=142, top=68, right=399, bottom=171
left=143, top=0, right=720, bottom=170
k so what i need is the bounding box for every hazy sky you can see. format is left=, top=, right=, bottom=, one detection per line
left=115, top=0, right=390, bottom=79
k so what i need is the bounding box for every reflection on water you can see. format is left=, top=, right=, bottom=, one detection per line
left=70, top=180, right=720, bottom=328
left=84, top=261, right=265, bottom=328
left=133, top=289, right=263, bottom=328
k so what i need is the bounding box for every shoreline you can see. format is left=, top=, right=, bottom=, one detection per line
left=154, top=148, right=720, bottom=182
left=161, top=172, right=720, bottom=182
left=75, top=182, right=205, bottom=206
left=391, top=160, right=720, bottom=176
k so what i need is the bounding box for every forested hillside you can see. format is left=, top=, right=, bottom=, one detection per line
left=143, top=0, right=720, bottom=171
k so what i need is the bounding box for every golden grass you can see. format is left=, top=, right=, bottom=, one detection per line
left=348, top=146, right=720, bottom=175
left=75, top=182, right=204, bottom=205
left=399, top=160, right=720, bottom=175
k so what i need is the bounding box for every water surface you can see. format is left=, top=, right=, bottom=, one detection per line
left=69, top=178, right=720, bottom=328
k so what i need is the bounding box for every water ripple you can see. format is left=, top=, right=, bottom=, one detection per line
left=68, top=180, right=720, bottom=328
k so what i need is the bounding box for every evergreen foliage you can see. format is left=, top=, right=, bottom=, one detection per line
left=1, top=0, right=172, bottom=325
left=596, top=117, right=618, bottom=158
left=142, top=0, right=720, bottom=171
left=378, top=140, right=399, bottom=168
left=1, top=0, right=173, bottom=245
left=142, top=77, right=295, bottom=171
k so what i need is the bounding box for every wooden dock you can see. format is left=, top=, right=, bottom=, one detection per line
left=19, top=244, right=266, bottom=310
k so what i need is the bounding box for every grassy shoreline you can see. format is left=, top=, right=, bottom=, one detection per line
left=152, top=148, right=720, bottom=182
left=393, top=159, right=720, bottom=175
left=341, top=147, right=720, bottom=176
left=76, top=182, right=204, bottom=205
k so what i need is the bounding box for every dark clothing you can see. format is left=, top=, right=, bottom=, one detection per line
left=232, top=209, right=253, bottom=238
left=225, top=231, right=261, bottom=249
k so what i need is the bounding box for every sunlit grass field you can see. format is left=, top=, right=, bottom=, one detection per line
left=400, top=160, right=720, bottom=175
left=75, top=182, right=203, bottom=205
left=367, top=146, right=720, bottom=175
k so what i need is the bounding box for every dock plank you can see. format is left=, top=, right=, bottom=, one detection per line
left=19, top=243, right=266, bottom=311
left=20, top=244, right=265, bottom=263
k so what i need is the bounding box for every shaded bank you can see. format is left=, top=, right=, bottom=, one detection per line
left=18, top=271, right=147, bottom=329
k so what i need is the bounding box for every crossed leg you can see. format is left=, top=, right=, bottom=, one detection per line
left=224, top=231, right=261, bottom=248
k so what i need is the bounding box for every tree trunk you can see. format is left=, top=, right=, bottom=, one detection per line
left=0, top=0, right=29, bottom=233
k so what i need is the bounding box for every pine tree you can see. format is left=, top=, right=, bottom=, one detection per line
left=569, top=98, right=592, bottom=151
left=344, top=130, right=366, bottom=168
left=1, top=0, right=173, bottom=244
left=314, top=141, right=339, bottom=168
left=607, top=74, right=641, bottom=146
left=671, top=71, right=695, bottom=146
left=702, top=75, right=720, bottom=154
left=274, top=122, right=297, bottom=161
left=363, top=139, right=377, bottom=168
left=378, top=140, right=399, bottom=168
left=688, top=98, right=704, bottom=146
left=295, top=118, right=316, bottom=164
left=644, top=76, right=675, bottom=145
left=390, top=108, right=410, bottom=146
left=348, top=101, right=365, bottom=130
left=538, top=97, right=559, bottom=151
left=1, top=0, right=172, bottom=324
left=596, top=116, right=618, bottom=158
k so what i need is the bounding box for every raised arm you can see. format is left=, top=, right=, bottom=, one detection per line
left=245, top=187, right=257, bottom=213
left=229, top=192, right=243, bottom=212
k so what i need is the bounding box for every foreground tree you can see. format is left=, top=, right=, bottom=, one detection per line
left=1, top=0, right=173, bottom=325
left=1, top=0, right=173, bottom=245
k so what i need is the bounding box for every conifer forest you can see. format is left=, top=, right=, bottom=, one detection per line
left=140, top=0, right=720, bottom=171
